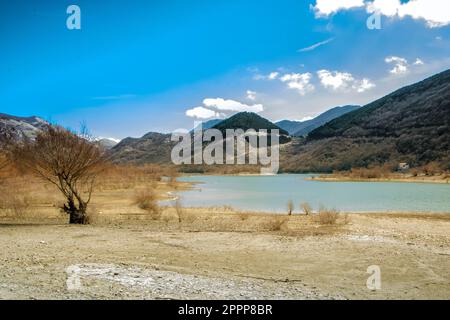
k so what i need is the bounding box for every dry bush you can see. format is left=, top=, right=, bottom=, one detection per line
left=85, top=205, right=101, bottom=224
left=0, top=192, right=31, bottom=217
left=97, top=164, right=179, bottom=191
left=300, top=202, right=313, bottom=216
left=287, top=200, right=294, bottom=215
left=422, top=162, right=442, bottom=176
left=312, top=207, right=339, bottom=225
left=134, top=189, right=160, bottom=219
left=174, top=198, right=191, bottom=223
left=262, top=216, right=289, bottom=231
left=238, top=212, right=250, bottom=221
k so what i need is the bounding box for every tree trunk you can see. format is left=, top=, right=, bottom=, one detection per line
left=69, top=209, right=86, bottom=224
left=64, top=198, right=87, bottom=224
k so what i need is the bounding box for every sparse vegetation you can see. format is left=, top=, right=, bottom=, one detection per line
left=263, top=216, right=289, bottom=231
left=134, top=189, right=161, bottom=220
left=287, top=200, right=293, bottom=215
left=11, top=126, right=108, bottom=224
left=315, top=207, right=339, bottom=225
left=300, top=202, right=313, bottom=216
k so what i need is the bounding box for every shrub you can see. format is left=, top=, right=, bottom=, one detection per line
left=300, top=202, right=313, bottom=216
left=263, top=216, right=288, bottom=231
left=134, top=189, right=160, bottom=219
left=174, top=198, right=185, bottom=223
left=313, top=206, right=339, bottom=225
left=287, top=200, right=294, bottom=215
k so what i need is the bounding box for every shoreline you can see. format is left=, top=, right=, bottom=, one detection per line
left=306, top=175, right=450, bottom=184
left=179, top=172, right=450, bottom=184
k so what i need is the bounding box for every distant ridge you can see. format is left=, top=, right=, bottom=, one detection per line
left=276, top=105, right=360, bottom=136
left=0, top=113, right=49, bottom=140
left=282, top=69, right=450, bottom=172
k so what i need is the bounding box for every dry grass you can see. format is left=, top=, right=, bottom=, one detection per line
left=262, top=216, right=289, bottom=231
left=314, top=207, right=339, bottom=225
left=0, top=162, right=351, bottom=236
left=96, top=164, right=178, bottom=191
left=309, top=206, right=350, bottom=226
left=300, top=202, right=313, bottom=216
left=133, top=189, right=161, bottom=220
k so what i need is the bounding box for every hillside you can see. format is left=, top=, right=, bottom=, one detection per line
left=110, top=112, right=291, bottom=164
left=213, top=112, right=289, bottom=136
left=276, top=105, right=360, bottom=136
left=109, top=132, right=175, bottom=164
left=0, top=113, right=49, bottom=140
left=282, top=70, right=450, bottom=172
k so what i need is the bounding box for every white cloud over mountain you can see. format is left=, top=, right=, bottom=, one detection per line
left=186, top=106, right=222, bottom=119
left=313, top=0, right=450, bottom=28
left=246, top=90, right=257, bottom=101
left=385, top=56, right=425, bottom=74
left=203, top=98, right=263, bottom=113
left=280, top=73, right=315, bottom=95
left=186, top=98, right=264, bottom=119
left=317, top=70, right=375, bottom=92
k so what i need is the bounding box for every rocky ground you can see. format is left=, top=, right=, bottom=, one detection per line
left=0, top=212, right=449, bottom=300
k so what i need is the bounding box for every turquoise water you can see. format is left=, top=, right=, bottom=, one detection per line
left=176, top=174, right=450, bottom=213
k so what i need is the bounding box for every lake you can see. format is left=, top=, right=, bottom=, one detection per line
left=175, top=174, right=450, bottom=213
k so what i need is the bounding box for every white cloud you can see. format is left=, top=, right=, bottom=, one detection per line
left=313, top=0, right=450, bottom=28
left=253, top=71, right=279, bottom=81
left=317, top=70, right=355, bottom=90
left=354, top=78, right=376, bottom=92
left=246, top=90, right=257, bottom=101
left=385, top=56, right=409, bottom=74
left=385, top=56, right=426, bottom=74
left=317, top=70, right=375, bottom=92
left=280, top=73, right=315, bottom=95
left=299, top=116, right=314, bottom=122
left=313, top=0, right=365, bottom=17
left=369, top=0, right=450, bottom=28
left=269, top=72, right=279, bottom=80
left=186, top=106, right=220, bottom=119
left=203, top=98, right=264, bottom=113
left=298, top=37, right=335, bottom=52
left=414, top=58, right=424, bottom=65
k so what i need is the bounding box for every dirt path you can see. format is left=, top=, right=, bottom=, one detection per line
left=0, top=213, right=449, bottom=300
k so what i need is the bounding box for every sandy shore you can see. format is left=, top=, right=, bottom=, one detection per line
left=0, top=211, right=449, bottom=300
left=1, top=173, right=449, bottom=300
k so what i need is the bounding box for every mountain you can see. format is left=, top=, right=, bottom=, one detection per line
left=0, top=113, right=49, bottom=140
left=275, top=120, right=305, bottom=136
left=282, top=69, right=450, bottom=172
left=96, top=138, right=120, bottom=150
left=109, top=132, right=175, bottom=164
left=192, top=119, right=223, bottom=132
left=276, top=105, right=360, bottom=136
left=109, top=112, right=291, bottom=163
left=213, top=112, right=289, bottom=135
left=213, top=112, right=290, bottom=144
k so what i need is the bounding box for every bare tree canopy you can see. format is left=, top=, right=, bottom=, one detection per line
left=12, top=125, right=108, bottom=224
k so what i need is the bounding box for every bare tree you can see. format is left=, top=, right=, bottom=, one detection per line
left=287, top=200, right=294, bottom=215
left=12, top=125, right=108, bottom=224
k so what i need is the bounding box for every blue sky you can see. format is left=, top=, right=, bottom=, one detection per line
left=1, top=0, right=449, bottom=139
